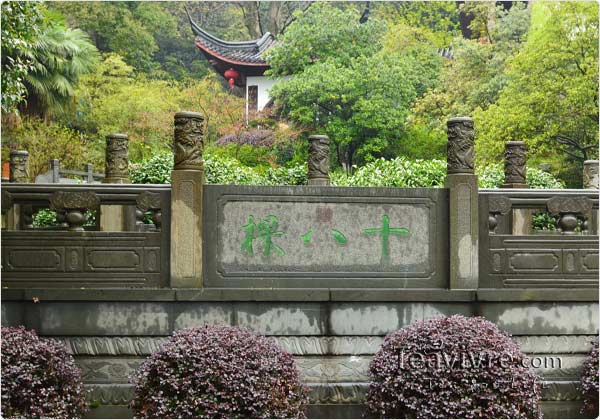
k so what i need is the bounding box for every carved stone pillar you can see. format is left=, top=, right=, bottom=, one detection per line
left=171, top=111, right=204, bottom=288
left=583, top=160, right=599, bottom=189
left=503, top=141, right=527, bottom=188
left=104, top=133, right=130, bottom=183
left=102, top=134, right=130, bottom=232
left=9, top=150, right=29, bottom=183
left=445, top=117, right=478, bottom=289
left=307, top=135, right=331, bottom=186
left=446, top=117, right=475, bottom=175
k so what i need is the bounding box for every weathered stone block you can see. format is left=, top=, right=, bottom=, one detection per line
left=170, top=169, right=203, bottom=288
left=446, top=174, right=479, bottom=289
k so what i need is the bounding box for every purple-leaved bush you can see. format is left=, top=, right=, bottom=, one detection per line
left=580, top=338, right=599, bottom=416
left=1, top=326, right=88, bottom=419
left=130, top=325, right=309, bottom=418
left=366, top=315, right=542, bottom=419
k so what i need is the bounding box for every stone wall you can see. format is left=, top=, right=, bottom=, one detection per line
left=2, top=288, right=597, bottom=419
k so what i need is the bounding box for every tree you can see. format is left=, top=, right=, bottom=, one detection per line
left=475, top=2, right=598, bottom=169
left=23, top=15, right=98, bottom=119
left=1, top=1, right=42, bottom=113
left=409, top=2, right=531, bottom=146
left=265, top=3, right=386, bottom=76
left=268, top=4, right=443, bottom=170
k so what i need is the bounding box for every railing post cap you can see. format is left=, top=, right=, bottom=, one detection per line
left=175, top=111, right=204, bottom=120
left=584, top=160, right=599, bottom=165
left=106, top=133, right=128, bottom=139
left=10, top=150, right=29, bottom=156
left=506, top=141, right=526, bottom=146
left=447, top=117, right=473, bottom=124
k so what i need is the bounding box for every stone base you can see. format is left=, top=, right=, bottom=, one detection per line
left=308, top=177, right=330, bottom=186
left=170, top=169, right=203, bottom=288
left=445, top=174, right=479, bottom=289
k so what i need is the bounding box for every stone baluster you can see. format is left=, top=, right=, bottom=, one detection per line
left=583, top=160, right=599, bottom=189
left=488, top=195, right=511, bottom=234
left=9, top=150, right=29, bottom=183
left=102, top=133, right=130, bottom=232
left=307, top=135, right=330, bottom=186
left=49, top=191, right=100, bottom=232
left=547, top=196, right=592, bottom=235
left=445, top=117, right=478, bottom=289
left=171, top=111, right=204, bottom=288
left=136, top=191, right=162, bottom=231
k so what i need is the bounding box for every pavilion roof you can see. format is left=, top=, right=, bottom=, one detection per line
left=189, top=14, right=274, bottom=67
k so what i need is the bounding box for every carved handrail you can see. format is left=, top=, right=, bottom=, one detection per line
left=479, top=189, right=599, bottom=236
left=1, top=184, right=171, bottom=231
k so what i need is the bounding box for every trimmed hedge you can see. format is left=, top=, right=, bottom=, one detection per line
left=366, top=315, right=542, bottom=418
left=1, top=326, right=88, bottom=418
left=130, top=326, right=309, bottom=418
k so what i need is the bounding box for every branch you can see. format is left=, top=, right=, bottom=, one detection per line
left=280, top=1, right=313, bottom=34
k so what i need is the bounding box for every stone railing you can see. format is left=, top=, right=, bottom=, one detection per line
left=479, top=188, right=599, bottom=289
left=1, top=183, right=170, bottom=288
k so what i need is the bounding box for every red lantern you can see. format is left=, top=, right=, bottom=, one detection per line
left=224, top=68, right=239, bottom=88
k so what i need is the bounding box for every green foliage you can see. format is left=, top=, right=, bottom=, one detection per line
left=1, top=117, right=92, bottom=180
left=264, top=165, right=307, bottom=186
left=373, top=2, right=459, bottom=46
left=477, top=163, right=566, bottom=189
left=71, top=55, right=244, bottom=162
left=24, top=13, right=99, bottom=118
left=475, top=2, right=599, bottom=168
left=1, top=1, right=42, bottom=113
left=265, top=3, right=386, bottom=76
left=129, top=153, right=173, bottom=184
left=268, top=4, right=443, bottom=168
left=532, top=211, right=557, bottom=232
left=332, top=157, right=446, bottom=188
left=32, top=208, right=57, bottom=227
left=130, top=151, right=307, bottom=186
left=411, top=2, right=531, bottom=135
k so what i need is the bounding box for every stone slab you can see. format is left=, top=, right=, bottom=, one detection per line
left=235, top=302, right=325, bottom=335
left=479, top=303, right=599, bottom=335
left=35, top=302, right=171, bottom=335
left=203, top=185, right=448, bottom=288
left=171, top=303, right=234, bottom=330
left=329, top=302, right=472, bottom=335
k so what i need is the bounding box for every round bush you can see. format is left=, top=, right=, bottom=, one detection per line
left=1, top=326, right=88, bottom=418
left=580, top=339, right=599, bottom=416
left=130, top=326, right=309, bottom=418
left=366, top=315, right=542, bottom=419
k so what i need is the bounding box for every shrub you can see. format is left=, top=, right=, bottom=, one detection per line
left=580, top=339, right=599, bottom=416
left=264, top=164, right=307, bottom=186
left=366, top=315, right=542, bottom=419
left=477, top=163, right=565, bottom=189
left=1, top=326, right=88, bottom=418
left=130, top=325, right=309, bottom=419
left=333, top=157, right=446, bottom=187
